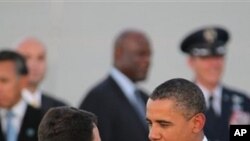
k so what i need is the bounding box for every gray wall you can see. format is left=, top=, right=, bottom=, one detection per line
left=1, top=1, right=250, bottom=106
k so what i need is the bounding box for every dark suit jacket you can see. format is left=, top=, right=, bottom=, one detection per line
left=0, top=105, right=43, bottom=141
left=204, top=86, right=250, bottom=141
left=41, top=92, right=67, bottom=115
left=79, top=76, right=149, bottom=141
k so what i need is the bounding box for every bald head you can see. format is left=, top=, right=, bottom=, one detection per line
left=114, top=30, right=150, bottom=49
left=15, top=37, right=47, bottom=91
left=16, top=37, right=44, bottom=48
left=113, top=30, right=152, bottom=82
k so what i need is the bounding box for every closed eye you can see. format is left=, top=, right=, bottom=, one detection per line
left=157, top=120, right=173, bottom=128
left=146, top=118, right=152, bottom=128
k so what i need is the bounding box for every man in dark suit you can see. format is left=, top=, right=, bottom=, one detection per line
left=180, top=26, right=250, bottom=141
left=0, top=50, right=43, bottom=141
left=15, top=37, right=66, bottom=114
left=79, top=29, right=152, bottom=141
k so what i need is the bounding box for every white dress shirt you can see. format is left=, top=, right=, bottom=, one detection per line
left=0, top=99, right=27, bottom=134
left=22, top=88, right=42, bottom=108
left=197, top=82, right=223, bottom=116
left=110, top=67, right=139, bottom=106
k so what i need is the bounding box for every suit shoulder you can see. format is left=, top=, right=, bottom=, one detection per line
left=86, top=76, right=116, bottom=98
left=79, top=76, right=118, bottom=109
left=223, top=86, right=250, bottom=99
left=42, top=92, right=67, bottom=106
left=223, top=86, right=250, bottom=109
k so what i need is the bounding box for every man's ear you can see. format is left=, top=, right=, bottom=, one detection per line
left=191, top=113, right=206, bottom=133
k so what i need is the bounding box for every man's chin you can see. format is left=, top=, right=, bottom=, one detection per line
left=136, top=76, right=147, bottom=82
left=29, top=80, right=41, bottom=86
left=206, top=79, right=220, bottom=85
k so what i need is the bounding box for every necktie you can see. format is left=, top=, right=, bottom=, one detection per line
left=133, top=89, right=147, bottom=128
left=205, top=95, right=220, bottom=141
left=6, top=111, right=17, bottom=141
left=134, top=89, right=145, bottom=117
left=208, top=96, right=216, bottom=116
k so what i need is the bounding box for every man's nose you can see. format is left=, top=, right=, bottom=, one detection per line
left=148, top=126, right=161, bottom=140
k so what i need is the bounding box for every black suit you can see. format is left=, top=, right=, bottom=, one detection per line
left=41, top=92, right=67, bottom=115
left=79, top=76, right=149, bottom=141
left=204, top=86, right=250, bottom=141
left=0, top=105, right=43, bottom=141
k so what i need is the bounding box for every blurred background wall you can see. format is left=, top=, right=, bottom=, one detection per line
left=0, top=1, right=249, bottom=106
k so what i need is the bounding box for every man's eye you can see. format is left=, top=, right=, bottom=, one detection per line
left=147, top=124, right=152, bottom=129
left=147, top=122, right=152, bottom=127
left=159, top=123, right=170, bottom=128
left=0, top=78, right=9, bottom=83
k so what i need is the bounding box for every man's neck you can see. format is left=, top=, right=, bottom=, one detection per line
left=196, top=79, right=218, bottom=92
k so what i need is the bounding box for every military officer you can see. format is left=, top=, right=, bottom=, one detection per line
left=180, top=26, right=250, bottom=141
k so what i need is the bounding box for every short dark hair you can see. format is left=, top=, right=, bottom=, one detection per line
left=150, top=78, right=206, bottom=119
left=0, top=50, right=28, bottom=75
left=38, top=106, right=98, bottom=141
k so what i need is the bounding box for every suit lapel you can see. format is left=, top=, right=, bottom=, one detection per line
left=40, top=94, right=49, bottom=115
left=18, top=105, right=42, bottom=141
left=108, top=76, right=148, bottom=131
left=0, top=121, right=5, bottom=141
left=221, top=88, right=233, bottom=125
left=136, top=89, right=148, bottom=104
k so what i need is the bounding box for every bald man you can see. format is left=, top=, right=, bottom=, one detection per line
left=15, top=37, right=66, bottom=114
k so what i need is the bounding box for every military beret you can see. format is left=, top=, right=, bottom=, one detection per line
left=180, top=26, right=230, bottom=57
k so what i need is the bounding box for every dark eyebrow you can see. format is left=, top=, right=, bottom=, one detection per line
left=156, top=120, right=172, bottom=124
left=146, top=118, right=173, bottom=125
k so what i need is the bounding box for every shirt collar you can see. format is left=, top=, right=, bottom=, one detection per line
left=10, top=99, right=27, bottom=118
left=196, top=82, right=223, bottom=115
left=197, top=82, right=222, bottom=106
left=0, top=98, right=27, bottom=120
left=203, top=136, right=208, bottom=141
left=22, top=88, right=42, bottom=108
left=0, top=98, right=27, bottom=133
left=110, top=67, right=136, bottom=96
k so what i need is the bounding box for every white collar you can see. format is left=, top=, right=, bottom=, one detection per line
left=202, top=136, right=208, bottom=141
left=0, top=98, right=27, bottom=133
left=110, top=67, right=137, bottom=94
left=22, top=88, right=42, bottom=108
left=110, top=67, right=137, bottom=101
left=0, top=98, right=26, bottom=118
